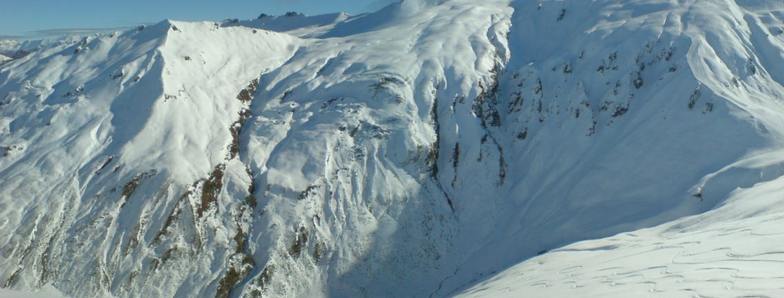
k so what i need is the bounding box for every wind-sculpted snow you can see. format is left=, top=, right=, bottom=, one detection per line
left=1, top=0, right=784, bottom=297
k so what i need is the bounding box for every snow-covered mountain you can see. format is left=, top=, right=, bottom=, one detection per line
left=2, top=0, right=784, bottom=297
left=0, top=40, right=19, bottom=65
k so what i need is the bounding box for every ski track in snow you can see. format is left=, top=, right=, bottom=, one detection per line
left=1, top=0, right=784, bottom=297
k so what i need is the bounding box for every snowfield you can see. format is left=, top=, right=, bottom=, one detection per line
left=456, top=177, right=784, bottom=297
left=0, top=285, right=66, bottom=298
left=2, top=0, right=784, bottom=297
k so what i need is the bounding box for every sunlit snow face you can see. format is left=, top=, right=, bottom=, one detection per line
left=399, top=0, right=446, bottom=14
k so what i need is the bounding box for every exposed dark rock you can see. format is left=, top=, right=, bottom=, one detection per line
left=197, top=164, right=226, bottom=217
left=288, top=227, right=308, bottom=258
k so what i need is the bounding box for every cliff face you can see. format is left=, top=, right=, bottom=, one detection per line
left=2, top=1, right=784, bottom=297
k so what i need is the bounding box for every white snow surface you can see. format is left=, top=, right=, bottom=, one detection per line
left=1, top=0, right=784, bottom=297
left=0, top=285, right=67, bottom=298
left=236, top=13, right=353, bottom=38
left=0, top=40, right=18, bottom=64
left=0, top=40, right=19, bottom=55
left=456, top=177, right=784, bottom=297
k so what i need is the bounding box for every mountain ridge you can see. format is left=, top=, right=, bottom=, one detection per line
left=2, top=0, right=784, bottom=297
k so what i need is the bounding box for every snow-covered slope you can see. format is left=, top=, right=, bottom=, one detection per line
left=456, top=179, right=784, bottom=297
left=456, top=0, right=784, bottom=296
left=235, top=13, right=352, bottom=38
left=2, top=0, right=784, bottom=297
left=0, top=40, right=18, bottom=65
left=0, top=40, right=19, bottom=55
left=0, top=285, right=66, bottom=298
left=0, top=20, right=300, bottom=297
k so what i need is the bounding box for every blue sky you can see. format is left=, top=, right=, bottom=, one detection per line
left=0, top=0, right=393, bottom=38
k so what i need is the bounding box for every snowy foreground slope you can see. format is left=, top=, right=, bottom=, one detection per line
left=2, top=0, right=784, bottom=297
left=456, top=179, right=784, bottom=297
left=0, top=285, right=66, bottom=298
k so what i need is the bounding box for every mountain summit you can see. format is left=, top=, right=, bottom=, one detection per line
left=2, top=0, right=784, bottom=297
